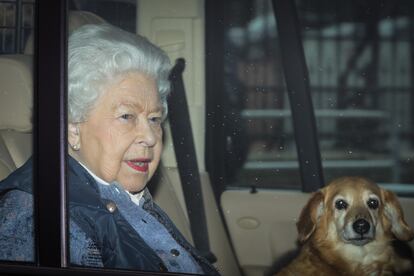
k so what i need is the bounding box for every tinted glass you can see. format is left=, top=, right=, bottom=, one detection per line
left=210, top=0, right=414, bottom=190
left=297, top=0, right=414, bottom=187
left=207, top=0, right=302, bottom=189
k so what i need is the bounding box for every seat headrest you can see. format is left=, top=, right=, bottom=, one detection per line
left=0, top=55, right=33, bottom=132
left=24, top=11, right=106, bottom=55
left=68, top=10, right=107, bottom=33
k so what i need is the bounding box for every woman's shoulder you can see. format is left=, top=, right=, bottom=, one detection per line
left=0, top=189, right=34, bottom=262
left=0, top=158, right=34, bottom=261
left=0, top=189, right=33, bottom=213
left=0, top=189, right=33, bottom=232
left=0, top=157, right=33, bottom=194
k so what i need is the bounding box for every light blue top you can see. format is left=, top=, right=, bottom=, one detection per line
left=97, top=182, right=203, bottom=274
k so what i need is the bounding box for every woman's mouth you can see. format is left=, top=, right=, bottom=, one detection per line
left=126, top=159, right=149, bottom=172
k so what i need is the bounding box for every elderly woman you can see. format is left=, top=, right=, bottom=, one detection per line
left=0, top=24, right=218, bottom=275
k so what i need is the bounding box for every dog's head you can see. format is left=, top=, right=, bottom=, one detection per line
left=297, top=176, right=414, bottom=247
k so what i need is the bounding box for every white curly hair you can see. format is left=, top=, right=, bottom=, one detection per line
left=68, top=24, right=171, bottom=123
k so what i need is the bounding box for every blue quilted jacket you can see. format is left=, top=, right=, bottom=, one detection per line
left=0, top=156, right=219, bottom=275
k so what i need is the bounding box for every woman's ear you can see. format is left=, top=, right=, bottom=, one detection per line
left=381, top=189, right=414, bottom=241
left=68, top=123, right=81, bottom=150
left=297, top=191, right=324, bottom=244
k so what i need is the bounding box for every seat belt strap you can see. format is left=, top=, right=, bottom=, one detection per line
left=168, top=58, right=217, bottom=263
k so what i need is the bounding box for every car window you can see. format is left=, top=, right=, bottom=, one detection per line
left=296, top=0, right=414, bottom=188
left=207, top=0, right=414, bottom=191
left=206, top=0, right=302, bottom=190
left=0, top=0, right=34, bottom=54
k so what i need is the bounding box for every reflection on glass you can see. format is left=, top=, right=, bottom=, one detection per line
left=297, top=0, right=414, bottom=185
left=220, top=0, right=301, bottom=188
left=219, top=0, right=414, bottom=189
left=0, top=0, right=35, bottom=262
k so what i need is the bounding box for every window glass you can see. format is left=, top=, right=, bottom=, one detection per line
left=0, top=0, right=34, bottom=53
left=296, top=0, right=414, bottom=187
left=209, top=0, right=414, bottom=190
left=0, top=0, right=35, bottom=262
left=0, top=1, right=16, bottom=53
left=208, top=0, right=302, bottom=189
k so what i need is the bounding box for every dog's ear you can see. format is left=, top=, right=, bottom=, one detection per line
left=297, top=191, right=324, bottom=244
left=381, top=189, right=414, bottom=241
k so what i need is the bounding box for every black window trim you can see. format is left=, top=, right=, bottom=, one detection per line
left=0, top=263, right=178, bottom=276
left=34, top=0, right=67, bottom=267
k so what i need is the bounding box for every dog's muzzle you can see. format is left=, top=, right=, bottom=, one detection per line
left=343, top=218, right=375, bottom=246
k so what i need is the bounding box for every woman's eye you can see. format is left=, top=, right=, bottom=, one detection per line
left=149, top=116, right=162, bottom=125
left=367, top=198, right=379, bottom=209
left=120, top=114, right=135, bottom=121
left=335, top=199, right=348, bottom=210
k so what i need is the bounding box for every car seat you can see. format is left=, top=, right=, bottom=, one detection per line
left=0, top=55, right=33, bottom=180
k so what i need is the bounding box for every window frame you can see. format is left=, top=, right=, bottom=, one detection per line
left=33, top=0, right=67, bottom=267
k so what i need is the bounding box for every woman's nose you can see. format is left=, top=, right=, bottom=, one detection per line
left=135, top=120, right=156, bottom=147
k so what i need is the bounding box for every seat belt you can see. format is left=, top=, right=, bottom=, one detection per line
left=168, top=58, right=217, bottom=263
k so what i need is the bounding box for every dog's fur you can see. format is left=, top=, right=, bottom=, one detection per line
left=276, top=177, right=414, bottom=276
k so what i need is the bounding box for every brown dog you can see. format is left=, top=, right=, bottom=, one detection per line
left=277, top=177, right=414, bottom=276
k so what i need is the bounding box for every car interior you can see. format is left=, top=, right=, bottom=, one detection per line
left=0, top=1, right=414, bottom=276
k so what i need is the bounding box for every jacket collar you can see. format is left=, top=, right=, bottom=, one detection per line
left=67, top=155, right=105, bottom=207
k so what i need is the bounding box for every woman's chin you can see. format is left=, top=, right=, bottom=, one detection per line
left=118, top=176, right=147, bottom=193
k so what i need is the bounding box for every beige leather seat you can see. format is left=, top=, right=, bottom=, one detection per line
left=0, top=55, right=33, bottom=180
left=0, top=11, right=106, bottom=182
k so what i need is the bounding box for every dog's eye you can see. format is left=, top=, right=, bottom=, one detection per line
left=335, top=199, right=348, bottom=210
left=367, top=198, right=379, bottom=209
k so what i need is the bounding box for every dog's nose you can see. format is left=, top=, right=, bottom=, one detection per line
left=352, top=219, right=370, bottom=234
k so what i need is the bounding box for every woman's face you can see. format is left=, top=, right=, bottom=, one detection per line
left=69, top=72, right=163, bottom=193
